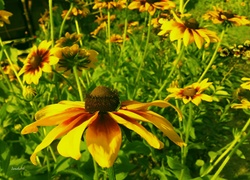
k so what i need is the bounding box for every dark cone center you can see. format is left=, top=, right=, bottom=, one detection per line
left=184, top=18, right=199, bottom=29
left=85, top=86, right=120, bottom=113
left=183, top=87, right=197, bottom=97
left=30, top=55, right=43, bottom=69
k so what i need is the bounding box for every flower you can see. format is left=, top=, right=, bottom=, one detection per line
left=203, top=6, right=250, bottom=26
left=1, top=61, right=19, bottom=81
left=158, top=13, right=219, bottom=49
left=128, top=0, right=175, bottom=16
left=166, top=78, right=213, bottom=106
left=93, top=0, right=126, bottom=10
left=231, top=99, right=250, bottom=109
left=18, top=41, right=59, bottom=84
left=54, top=44, right=98, bottom=74
left=21, top=86, right=185, bottom=168
left=0, top=10, right=13, bottom=27
left=106, top=34, right=128, bottom=43
left=55, top=32, right=83, bottom=47
left=241, top=77, right=250, bottom=90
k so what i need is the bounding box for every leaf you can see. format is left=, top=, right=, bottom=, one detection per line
left=122, top=141, right=151, bottom=155
left=151, top=169, right=168, bottom=180
left=167, top=156, right=184, bottom=170
left=195, top=159, right=204, bottom=167
left=208, top=151, right=218, bottom=162
left=235, top=149, right=246, bottom=159
left=0, top=140, right=11, bottom=173
left=0, top=0, right=4, bottom=9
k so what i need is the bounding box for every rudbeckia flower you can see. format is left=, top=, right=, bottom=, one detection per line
left=203, top=6, right=250, bottom=27
left=55, top=32, right=83, bottom=47
left=128, top=0, right=175, bottom=16
left=18, top=41, right=59, bottom=84
left=0, top=10, right=13, bottom=27
left=93, top=0, right=126, bottom=10
left=166, top=79, right=213, bottom=106
left=231, top=99, right=250, bottom=109
left=158, top=14, right=219, bottom=49
left=240, top=77, right=250, bottom=90
left=21, top=86, right=185, bottom=168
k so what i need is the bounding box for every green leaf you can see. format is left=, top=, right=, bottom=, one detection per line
left=195, top=159, right=205, bottom=167
left=0, top=140, right=11, bottom=173
left=0, top=0, right=4, bottom=9
left=122, top=141, right=151, bottom=155
left=208, top=151, right=218, bottom=162
left=235, top=149, right=246, bottom=159
left=167, top=156, right=184, bottom=170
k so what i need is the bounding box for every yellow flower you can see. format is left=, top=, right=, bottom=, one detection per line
left=21, top=86, right=185, bottom=168
left=1, top=61, right=19, bottom=81
left=18, top=41, right=59, bottom=84
left=0, top=10, right=13, bottom=27
left=106, top=34, right=128, bottom=43
left=166, top=78, right=213, bottom=106
left=231, top=99, right=250, bottom=109
left=158, top=14, right=219, bottom=49
left=54, top=44, right=98, bottom=74
left=93, top=0, right=126, bottom=10
left=55, top=32, right=82, bottom=47
left=241, top=77, right=250, bottom=90
left=203, top=6, right=250, bottom=26
left=128, top=0, right=175, bottom=16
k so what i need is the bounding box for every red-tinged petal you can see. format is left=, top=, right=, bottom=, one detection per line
left=117, top=110, right=185, bottom=147
left=122, top=100, right=181, bottom=118
left=86, top=113, right=122, bottom=168
left=170, top=26, right=184, bottom=41
left=57, top=112, right=98, bottom=161
left=30, top=114, right=86, bottom=165
left=109, top=112, right=164, bottom=149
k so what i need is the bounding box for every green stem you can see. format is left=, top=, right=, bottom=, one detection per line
left=211, top=130, right=250, bottom=180
left=107, top=10, right=112, bottom=62
left=59, top=3, right=74, bottom=38
left=49, top=0, right=54, bottom=47
left=152, top=45, right=184, bottom=100
left=75, top=19, right=83, bottom=47
left=135, top=14, right=152, bottom=84
left=93, top=158, right=99, bottom=180
left=73, top=66, right=83, bottom=101
left=202, top=118, right=250, bottom=177
left=0, top=38, right=24, bottom=91
left=107, top=166, right=116, bottom=180
left=180, top=102, right=193, bottom=180
left=198, top=29, right=225, bottom=83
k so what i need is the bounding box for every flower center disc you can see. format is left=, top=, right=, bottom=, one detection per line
left=85, top=86, right=120, bottom=113
left=184, top=18, right=199, bottom=29
left=183, top=87, right=197, bottom=97
left=30, top=55, right=43, bottom=69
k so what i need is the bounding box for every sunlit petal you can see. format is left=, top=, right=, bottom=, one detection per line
left=86, top=114, right=121, bottom=168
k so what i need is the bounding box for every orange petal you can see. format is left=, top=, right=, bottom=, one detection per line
left=117, top=110, right=185, bottom=147
left=86, top=114, right=122, bottom=168
left=30, top=114, right=86, bottom=165
left=57, top=112, right=98, bottom=161
left=109, top=112, right=164, bottom=149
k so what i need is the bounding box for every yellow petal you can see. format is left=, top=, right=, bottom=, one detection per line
left=128, top=1, right=141, bottom=10
left=57, top=113, right=98, bottom=161
left=30, top=114, right=86, bottom=165
left=191, top=96, right=202, bottom=106
left=193, top=30, right=204, bottom=49
left=86, top=113, right=121, bottom=168
left=109, top=112, right=164, bottom=149
left=117, top=110, right=185, bottom=147
left=183, top=28, right=192, bottom=46
left=170, top=26, right=184, bottom=41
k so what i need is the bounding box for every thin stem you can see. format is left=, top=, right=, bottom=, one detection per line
left=152, top=45, right=184, bottom=100
left=93, top=158, right=99, bottom=180
left=202, top=118, right=250, bottom=177
left=49, top=0, right=54, bottom=47
left=73, top=66, right=83, bottom=101
left=211, top=130, right=250, bottom=180
left=179, top=0, right=184, bottom=14
left=107, top=10, right=112, bottom=62
left=75, top=19, right=83, bottom=47
left=59, top=3, right=74, bottom=38
left=180, top=102, right=193, bottom=180
left=0, top=38, right=24, bottom=91
left=198, top=29, right=225, bottom=83
left=107, top=166, right=116, bottom=180
left=135, top=14, right=152, bottom=84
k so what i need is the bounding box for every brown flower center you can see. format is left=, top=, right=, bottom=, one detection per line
left=85, top=86, right=120, bottom=113
left=219, top=11, right=234, bottom=20
left=30, top=55, right=43, bottom=69
left=184, top=18, right=199, bottom=29
left=183, top=87, right=197, bottom=97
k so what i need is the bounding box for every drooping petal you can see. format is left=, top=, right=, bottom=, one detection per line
left=191, top=96, right=202, bottom=106
left=170, top=26, right=185, bottom=41
left=122, top=100, right=183, bottom=120
left=86, top=113, right=122, bottom=168
left=117, top=110, right=185, bottom=147
left=109, top=112, right=164, bottom=149
left=30, top=114, right=87, bottom=165
left=193, top=30, right=204, bottom=49
left=183, top=28, right=192, bottom=47
left=57, top=112, right=98, bottom=161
